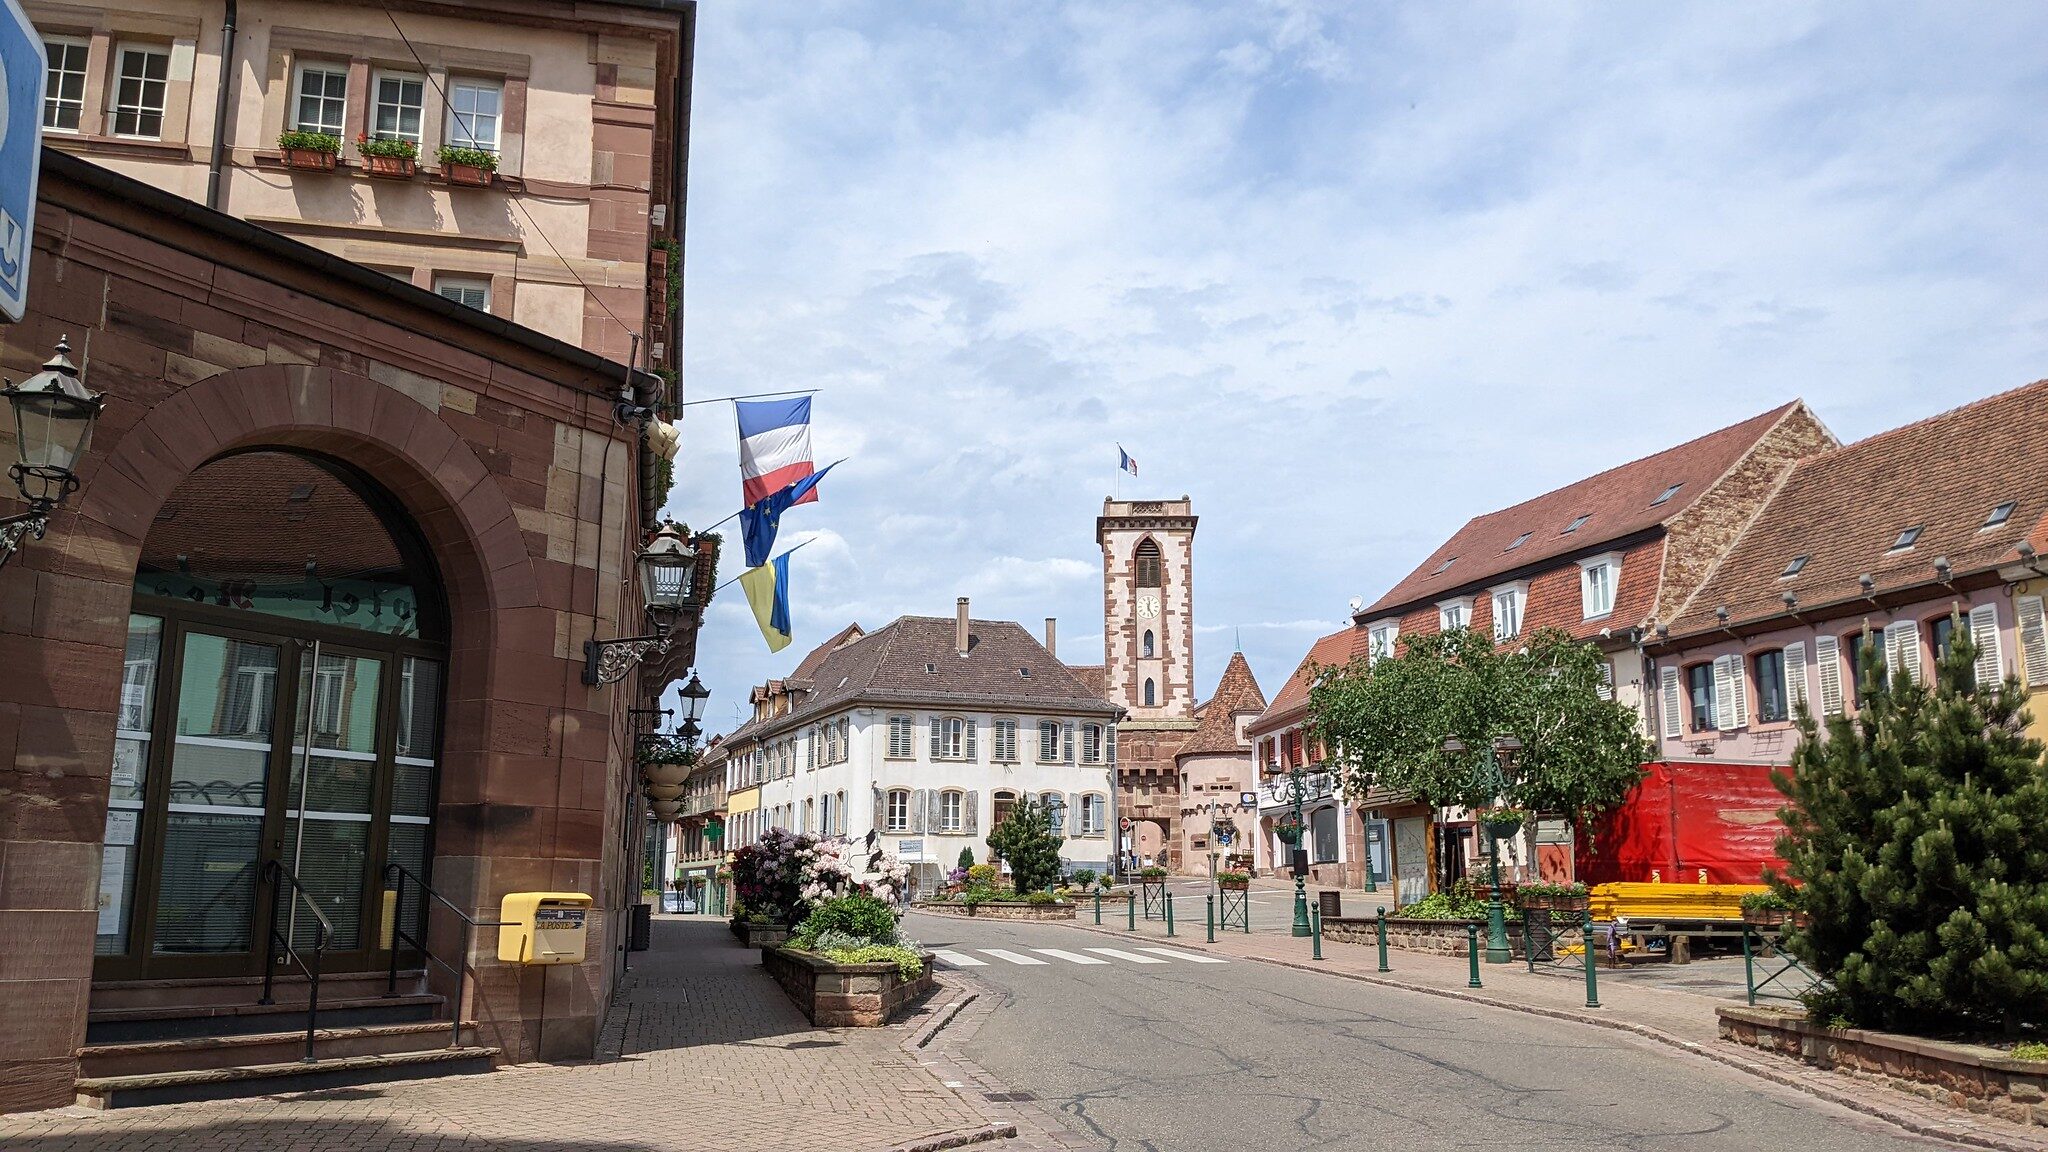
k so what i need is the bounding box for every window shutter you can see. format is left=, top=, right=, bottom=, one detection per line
left=1783, top=642, right=1807, bottom=710
left=871, top=786, right=884, bottom=832
left=913, top=789, right=929, bottom=834
left=965, top=720, right=978, bottom=762
left=1711, top=656, right=1734, bottom=731
left=1970, top=603, right=2004, bottom=686
left=1658, top=666, right=1682, bottom=739
left=1728, top=654, right=1749, bottom=729
left=1063, top=722, right=1076, bottom=763
left=1815, top=634, right=1844, bottom=716
left=1885, top=620, right=1923, bottom=686
left=1107, top=725, right=1118, bottom=764
left=1067, top=791, right=1082, bottom=836
left=929, top=717, right=942, bottom=759
left=964, top=789, right=979, bottom=836
left=2017, top=596, right=2048, bottom=688
left=807, top=731, right=817, bottom=770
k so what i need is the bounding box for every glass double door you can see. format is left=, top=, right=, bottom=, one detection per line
left=95, top=610, right=443, bottom=980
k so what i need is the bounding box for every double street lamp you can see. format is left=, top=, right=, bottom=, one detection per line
left=1, top=338, right=104, bottom=572
left=1443, top=733, right=1523, bottom=964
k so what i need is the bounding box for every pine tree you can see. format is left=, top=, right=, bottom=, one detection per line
left=987, top=798, right=1065, bottom=893
left=1776, top=617, right=2048, bottom=1033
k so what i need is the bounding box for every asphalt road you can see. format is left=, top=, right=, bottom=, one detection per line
left=907, top=912, right=1957, bottom=1152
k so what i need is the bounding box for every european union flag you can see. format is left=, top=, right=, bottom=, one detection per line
left=740, top=462, right=836, bottom=567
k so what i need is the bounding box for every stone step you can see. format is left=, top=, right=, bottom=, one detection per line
left=89, top=970, right=427, bottom=1010
left=75, top=1046, right=500, bottom=1109
left=86, top=994, right=442, bottom=1043
left=78, top=1020, right=479, bottom=1078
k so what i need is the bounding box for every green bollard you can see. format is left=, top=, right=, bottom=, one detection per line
left=1311, top=908, right=1323, bottom=960
left=1207, top=895, right=1216, bottom=943
left=1244, top=890, right=1252, bottom=934
left=1376, top=907, right=1390, bottom=972
left=1094, top=890, right=1102, bottom=926
left=1127, top=890, right=1136, bottom=931
left=1466, top=923, right=1483, bottom=988
left=1166, top=892, right=1176, bottom=937
left=1584, top=919, right=1602, bottom=1009
left=1741, top=924, right=1756, bottom=1007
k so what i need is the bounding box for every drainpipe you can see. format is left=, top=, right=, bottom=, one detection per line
left=205, top=0, right=237, bottom=211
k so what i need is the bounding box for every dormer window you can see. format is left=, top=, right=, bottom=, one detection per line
left=1985, top=502, right=2018, bottom=529
left=1651, top=483, right=1683, bottom=506
left=1437, top=597, right=1472, bottom=632
left=1563, top=514, right=1591, bottom=535
left=1504, top=532, right=1531, bottom=552
left=1781, top=555, right=1809, bottom=578
left=1890, top=526, right=1923, bottom=551
left=1019, top=666, right=1031, bottom=678
left=924, top=662, right=938, bottom=674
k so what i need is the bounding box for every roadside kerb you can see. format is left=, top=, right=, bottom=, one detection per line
left=985, top=913, right=2048, bottom=1152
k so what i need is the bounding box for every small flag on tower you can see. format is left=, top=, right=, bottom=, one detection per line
left=1118, top=445, right=1138, bottom=477
left=736, top=397, right=817, bottom=509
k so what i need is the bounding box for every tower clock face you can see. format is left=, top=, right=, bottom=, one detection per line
left=1136, top=594, right=1160, bottom=620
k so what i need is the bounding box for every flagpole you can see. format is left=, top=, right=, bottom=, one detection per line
left=703, top=457, right=849, bottom=535
left=680, top=387, right=821, bottom=408
left=715, top=537, right=816, bottom=593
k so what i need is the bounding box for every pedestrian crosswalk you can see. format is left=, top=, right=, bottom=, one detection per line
left=928, top=946, right=1230, bottom=969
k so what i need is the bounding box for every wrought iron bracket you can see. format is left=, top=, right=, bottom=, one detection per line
left=584, top=632, right=672, bottom=686
left=0, top=505, right=53, bottom=572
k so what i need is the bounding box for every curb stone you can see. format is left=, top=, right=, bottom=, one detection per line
left=1025, top=916, right=2046, bottom=1152
left=901, top=971, right=1105, bottom=1151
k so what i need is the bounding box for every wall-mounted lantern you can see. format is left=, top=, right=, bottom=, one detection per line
left=1, top=338, right=104, bottom=571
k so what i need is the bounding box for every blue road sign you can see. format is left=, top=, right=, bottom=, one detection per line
left=0, top=0, right=44, bottom=322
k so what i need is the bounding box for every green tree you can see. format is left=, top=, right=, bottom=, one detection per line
left=987, top=797, right=1065, bottom=893
left=1307, top=626, right=1646, bottom=833
left=957, top=846, right=975, bottom=870
left=1775, top=620, right=2048, bottom=1034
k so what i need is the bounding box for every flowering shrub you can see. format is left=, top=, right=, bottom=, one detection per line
left=944, top=866, right=970, bottom=888
left=731, top=828, right=908, bottom=921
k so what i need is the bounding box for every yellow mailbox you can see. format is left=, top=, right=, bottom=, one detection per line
left=498, top=892, right=592, bottom=965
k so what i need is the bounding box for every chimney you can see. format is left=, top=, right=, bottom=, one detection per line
left=956, top=597, right=970, bottom=657
left=1044, top=617, right=1057, bottom=658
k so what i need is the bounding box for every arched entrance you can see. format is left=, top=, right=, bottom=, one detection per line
left=93, top=450, right=448, bottom=981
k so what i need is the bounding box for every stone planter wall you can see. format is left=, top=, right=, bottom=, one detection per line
left=729, top=919, right=790, bottom=948
left=763, top=946, right=935, bottom=1027
left=1719, top=1006, right=2048, bottom=1128
left=1324, top=916, right=1530, bottom=960
left=913, top=900, right=1077, bottom=921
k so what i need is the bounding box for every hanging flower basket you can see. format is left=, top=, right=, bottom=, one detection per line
left=1274, top=815, right=1304, bottom=845
left=1481, top=808, right=1529, bottom=836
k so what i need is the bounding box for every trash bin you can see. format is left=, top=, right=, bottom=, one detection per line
left=629, top=902, right=652, bottom=952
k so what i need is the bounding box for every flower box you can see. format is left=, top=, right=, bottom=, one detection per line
left=282, top=147, right=337, bottom=172
left=364, top=154, right=416, bottom=179
left=912, top=899, right=1074, bottom=921
left=764, top=945, right=934, bottom=1027
left=444, top=161, right=494, bottom=187
left=1218, top=880, right=1250, bottom=892
left=1742, top=908, right=1806, bottom=929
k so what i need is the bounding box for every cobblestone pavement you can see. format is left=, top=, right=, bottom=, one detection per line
left=0, top=918, right=1013, bottom=1152
left=1020, top=896, right=2048, bottom=1152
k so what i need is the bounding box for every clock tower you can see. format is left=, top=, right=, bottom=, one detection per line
left=1097, top=497, right=1199, bottom=870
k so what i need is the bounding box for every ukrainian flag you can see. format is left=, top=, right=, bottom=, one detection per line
left=740, top=551, right=793, bottom=652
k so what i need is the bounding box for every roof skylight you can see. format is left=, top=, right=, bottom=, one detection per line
left=1563, top=514, right=1591, bottom=535
left=1430, top=555, right=1457, bottom=575
left=1781, top=555, right=1808, bottom=578
left=1651, top=483, right=1683, bottom=506
left=1985, top=501, right=2018, bottom=529
left=1891, top=526, right=1923, bottom=551
left=1505, top=531, right=1532, bottom=552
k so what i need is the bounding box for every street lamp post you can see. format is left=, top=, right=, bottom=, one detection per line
left=1, top=338, right=104, bottom=572
left=1444, top=734, right=1523, bottom=964
left=1285, top=766, right=1311, bottom=938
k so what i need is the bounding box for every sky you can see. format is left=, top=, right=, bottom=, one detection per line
left=662, top=1, right=2048, bottom=736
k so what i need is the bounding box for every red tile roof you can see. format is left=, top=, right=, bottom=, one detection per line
left=1361, top=402, right=1804, bottom=619
left=1178, top=652, right=1268, bottom=758
left=1670, top=379, right=2048, bottom=636
left=1251, top=627, right=1367, bottom=734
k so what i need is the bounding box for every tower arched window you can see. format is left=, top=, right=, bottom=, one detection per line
left=1135, top=539, right=1162, bottom=587
left=1144, top=678, right=1157, bottom=706
left=1142, top=629, right=1155, bottom=657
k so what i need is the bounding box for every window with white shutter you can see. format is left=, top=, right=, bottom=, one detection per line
left=1711, top=656, right=1736, bottom=731
left=994, top=720, right=1017, bottom=762
left=929, top=717, right=943, bottom=760
left=1106, top=725, right=1118, bottom=764
left=964, top=789, right=979, bottom=835
left=1038, top=721, right=1060, bottom=762
left=964, top=719, right=979, bottom=761
left=1062, top=722, right=1076, bottom=763
left=1884, top=620, right=1923, bottom=687
left=1658, top=666, right=1682, bottom=739
left=2017, top=596, right=2048, bottom=688
left=1969, top=603, right=2004, bottom=688
left=1814, top=634, right=1844, bottom=716
left=1727, top=653, right=1749, bottom=729
left=886, top=789, right=911, bottom=832
left=888, top=715, right=913, bottom=759
left=1783, top=642, right=1807, bottom=711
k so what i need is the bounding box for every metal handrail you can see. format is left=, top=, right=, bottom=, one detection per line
left=383, top=862, right=510, bottom=1050
left=258, top=858, right=333, bottom=1063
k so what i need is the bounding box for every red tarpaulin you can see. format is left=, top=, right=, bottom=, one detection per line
left=1577, top=762, right=1788, bottom=885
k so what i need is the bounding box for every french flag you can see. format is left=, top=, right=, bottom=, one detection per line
left=736, top=397, right=817, bottom=508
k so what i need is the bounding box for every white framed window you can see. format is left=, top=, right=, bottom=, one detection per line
left=1039, top=791, right=1066, bottom=832
left=940, top=717, right=965, bottom=758
left=1037, top=720, right=1061, bottom=762
left=887, top=714, right=913, bottom=758
left=372, top=70, right=426, bottom=143
left=1579, top=554, right=1621, bottom=619
left=1490, top=582, right=1527, bottom=641
left=110, top=44, right=171, bottom=139
left=993, top=719, right=1018, bottom=762
left=1081, top=793, right=1107, bottom=836
left=445, top=77, right=502, bottom=152
left=1368, top=622, right=1398, bottom=664
left=1437, top=597, right=1472, bottom=632
left=434, top=276, right=490, bottom=313
left=886, top=788, right=910, bottom=832
left=41, top=37, right=89, bottom=132
left=1081, top=723, right=1104, bottom=763
left=939, top=790, right=963, bottom=833
left=292, top=62, right=348, bottom=137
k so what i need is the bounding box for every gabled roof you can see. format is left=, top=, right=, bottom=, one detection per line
left=1251, top=626, right=1367, bottom=734
left=1360, top=402, right=1806, bottom=619
left=791, top=623, right=865, bottom=681
left=1670, top=379, right=2048, bottom=636
left=746, top=615, right=1121, bottom=740
left=1178, top=652, right=1268, bottom=758
left=1064, top=664, right=1108, bottom=698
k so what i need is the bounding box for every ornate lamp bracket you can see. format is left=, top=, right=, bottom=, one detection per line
left=584, top=632, right=672, bottom=686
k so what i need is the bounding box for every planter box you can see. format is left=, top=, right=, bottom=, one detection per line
left=364, top=154, right=417, bottom=179
left=728, top=919, right=789, bottom=948
left=1719, top=1006, right=2048, bottom=1127
left=1323, top=915, right=1532, bottom=960
left=444, top=161, right=494, bottom=186
left=913, top=899, right=1075, bottom=921
left=282, top=148, right=337, bottom=172
left=1218, top=882, right=1250, bottom=892
left=763, top=946, right=934, bottom=1027
left=1742, top=909, right=1806, bottom=929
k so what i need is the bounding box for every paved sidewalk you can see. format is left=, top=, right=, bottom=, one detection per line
left=1036, top=891, right=2048, bottom=1152
left=0, top=917, right=1006, bottom=1152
